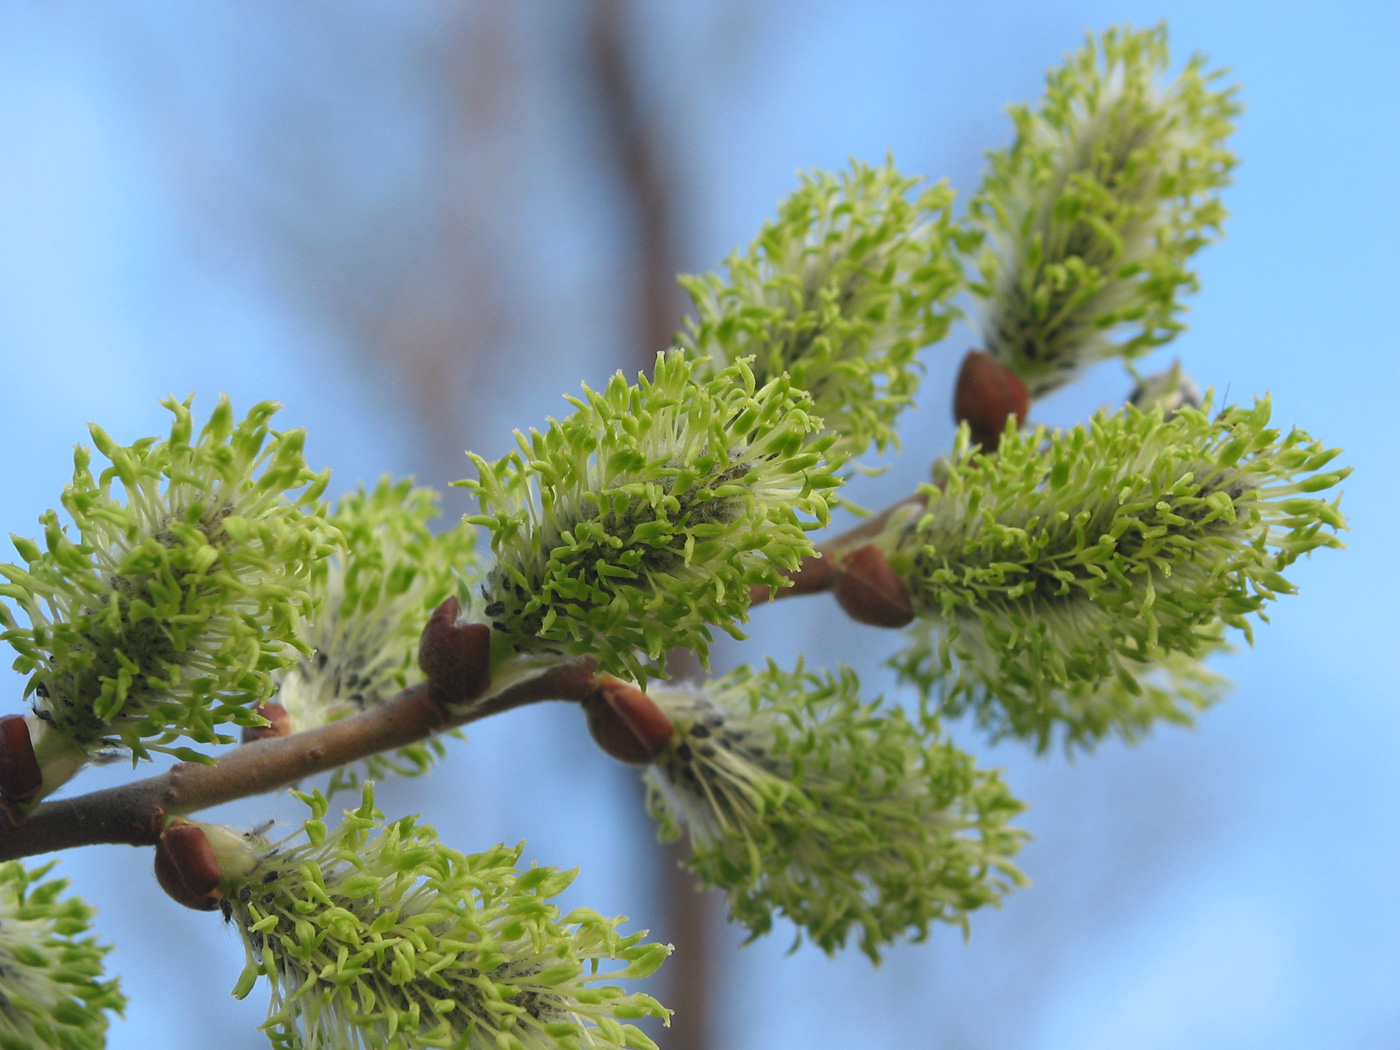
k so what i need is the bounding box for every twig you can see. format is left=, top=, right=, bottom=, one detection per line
left=0, top=660, right=599, bottom=862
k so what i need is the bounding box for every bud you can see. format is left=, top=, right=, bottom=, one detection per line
left=154, top=818, right=259, bottom=912
left=417, top=596, right=492, bottom=706
left=953, top=350, right=1029, bottom=451
left=154, top=821, right=222, bottom=911
left=583, top=677, right=676, bottom=764
left=832, top=544, right=915, bottom=628
left=0, top=714, right=42, bottom=806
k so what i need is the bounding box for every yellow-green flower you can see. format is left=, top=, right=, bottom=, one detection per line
left=679, top=159, right=968, bottom=463
left=643, top=663, right=1026, bottom=963
left=970, top=24, right=1239, bottom=395
left=465, top=351, right=840, bottom=684
left=272, top=478, right=476, bottom=792
left=0, top=397, right=333, bottom=789
left=0, top=860, right=124, bottom=1050
left=891, top=398, right=1347, bottom=750
left=227, top=785, right=670, bottom=1050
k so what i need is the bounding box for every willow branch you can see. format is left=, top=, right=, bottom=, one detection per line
left=0, top=659, right=600, bottom=862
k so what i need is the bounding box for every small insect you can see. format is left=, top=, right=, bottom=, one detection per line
left=244, top=818, right=277, bottom=840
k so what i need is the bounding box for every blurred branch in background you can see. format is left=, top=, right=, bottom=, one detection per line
left=133, top=4, right=525, bottom=505
left=586, top=1, right=716, bottom=1048
left=140, top=2, right=717, bottom=1046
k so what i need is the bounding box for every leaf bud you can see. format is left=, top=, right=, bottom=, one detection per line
left=417, top=596, right=491, bottom=707
left=953, top=350, right=1029, bottom=452
left=832, top=544, right=914, bottom=628
left=0, top=714, right=42, bottom=806
left=583, top=676, right=676, bottom=764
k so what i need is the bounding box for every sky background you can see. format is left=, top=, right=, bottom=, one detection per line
left=0, top=2, right=1396, bottom=1048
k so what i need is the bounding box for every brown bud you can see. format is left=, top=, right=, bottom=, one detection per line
left=154, top=821, right=223, bottom=911
left=418, top=597, right=492, bottom=706
left=0, top=715, right=42, bottom=806
left=582, top=676, right=676, bottom=765
left=953, top=350, right=1029, bottom=452
left=241, top=702, right=292, bottom=744
left=832, top=544, right=915, bottom=628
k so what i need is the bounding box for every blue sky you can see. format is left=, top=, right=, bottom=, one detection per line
left=0, top=3, right=1395, bottom=1048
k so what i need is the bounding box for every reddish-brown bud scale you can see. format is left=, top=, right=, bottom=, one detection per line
left=953, top=350, right=1030, bottom=452
left=241, top=702, right=293, bottom=744
left=0, top=714, right=43, bottom=805
left=154, top=821, right=223, bottom=911
left=832, top=544, right=915, bottom=628
left=583, top=676, right=676, bottom=765
left=418, top=596, right=492, bottom=707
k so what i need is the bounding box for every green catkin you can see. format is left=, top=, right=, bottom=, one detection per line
left=271, top=478, right=477, bottom=793
left=0, top=397, right=334, bottom=776
left=890, top=398, right=1347, bottom=751
left=679, top=159, right=969, bottom=463
left=643, top=662, right=1027, bottom=963
left=226, top=785, right=670, bottom=1050
left=464, top=351, right=841, bottom=685
left=969, top=24, right=1239, bottom=396
left=0, top=860, right=124, bottom=1050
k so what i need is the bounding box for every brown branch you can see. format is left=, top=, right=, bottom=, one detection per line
left=0, top=660, right=600, bottom=862
left=589, top=0, right=682, bottom=362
